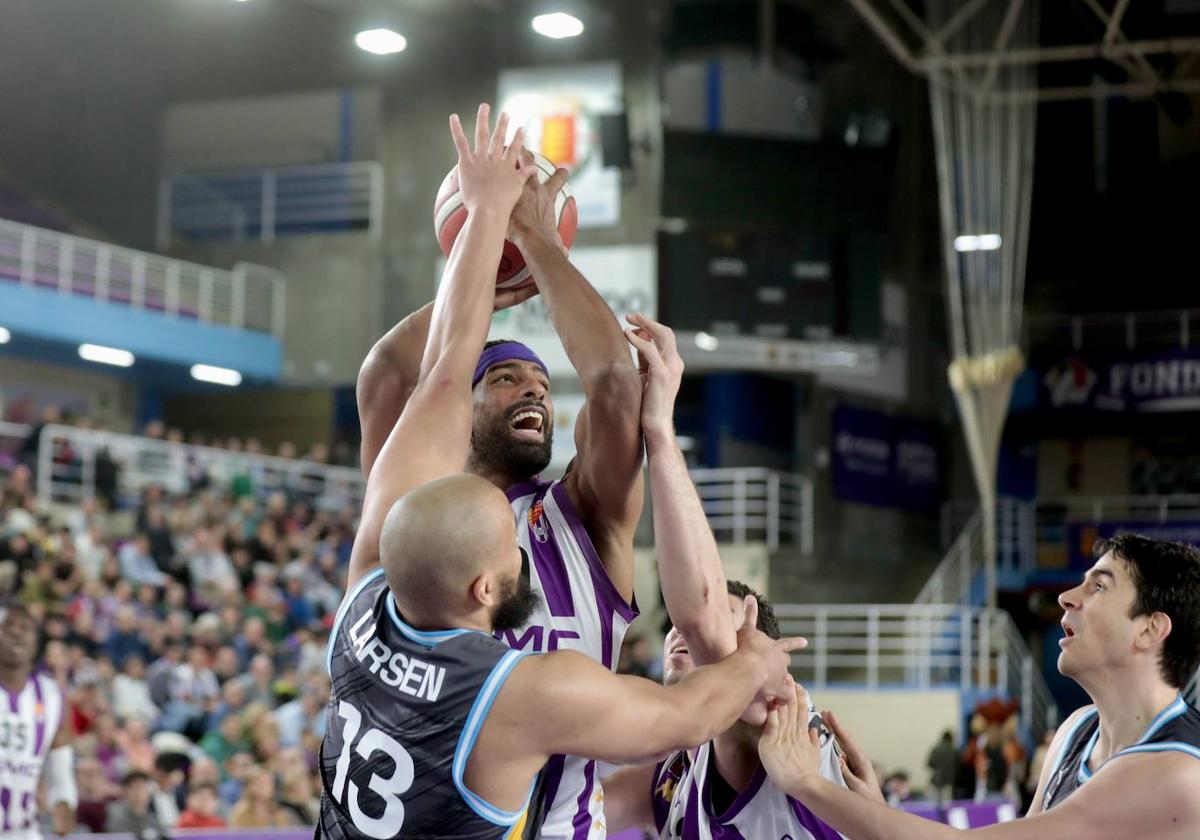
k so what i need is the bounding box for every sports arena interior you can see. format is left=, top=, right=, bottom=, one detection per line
left=1, top=0, right=1199, bottom=837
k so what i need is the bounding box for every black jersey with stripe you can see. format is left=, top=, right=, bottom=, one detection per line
left=318, top=568, right=535, bottom=840
left=1042, top=695, right=1200, bottom=811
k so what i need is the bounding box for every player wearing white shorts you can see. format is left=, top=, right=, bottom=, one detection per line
left=601, top=315, right=855, bottom=839
left=0, top=605, right=75, bottom=839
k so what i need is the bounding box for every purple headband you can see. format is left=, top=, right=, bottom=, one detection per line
left=472, top=342, right=549, bottom=387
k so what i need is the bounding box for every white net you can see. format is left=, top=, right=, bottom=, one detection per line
left=926, top=0, right=1039, bottom=607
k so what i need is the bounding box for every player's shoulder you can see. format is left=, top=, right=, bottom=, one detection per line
left=1093, top=749, right=1200, bottom=808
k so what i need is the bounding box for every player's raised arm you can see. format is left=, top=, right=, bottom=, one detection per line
left=345, top=104, right=537, bottom=590
left=491, top=599, right=804, bottom=769
left=356, top=288, right=538, bottom=478
left=625, top=314, right=735, bottom=663
left=759, top=686, right=1200, bottom=840
left=507, top=165, right=645, bottom=602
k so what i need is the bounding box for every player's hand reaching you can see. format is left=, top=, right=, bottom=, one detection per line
left=623, top=313, right=684, bottom=442
left=759, top=683, right=825, bottom=795
left=509, top=149, right=573, bottom=249
left=824, top=709, right=886, bottom=803
left=734, top=596, right=807, bottom=705
left=493, top=283, right=539, bottom=312
left=449, top=104, right=538, bottom=217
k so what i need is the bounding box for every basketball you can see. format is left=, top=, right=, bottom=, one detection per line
left=433, top=150, right=578, bottom=290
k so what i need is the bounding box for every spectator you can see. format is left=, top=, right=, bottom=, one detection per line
left=228, top=767, right=290, bottom=828
left=75, top=756, right=117, bottom=832
left=104, top=605, right=152, bottom=669
left=118, top=535, right=168, bottom=588
left=275, top=675, right=327, bottom=749
left=236, top=653, right=276, bottom=709
left=105, top=772, right=166, bottom=840
left=161, top=644, right=219, bottom=736
left=200, top=711, right=245, bottom=770
left=115, top=717, right=157, bottom=775
left=150, top=752, right=186, bottom=828
left=279, top=768, right=319, bottom=826
left=186, top=526, right=235, bottom=608
left=927, top=729, right=959, bottom=804
left=219, top=751, right=256, bottom=811
left=177, top=783, right=226, bottom=829
left=147, top=638, right=186, bottom=710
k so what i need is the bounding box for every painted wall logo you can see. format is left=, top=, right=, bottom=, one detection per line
left=1043, top=358, right=1098, bottom=407
left=1041, top=351, right=1200, bottom=412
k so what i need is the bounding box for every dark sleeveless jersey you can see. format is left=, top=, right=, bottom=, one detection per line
left=1042, top=695, right=1200, bottom=811
left=318, top=568, right=535, bottom=840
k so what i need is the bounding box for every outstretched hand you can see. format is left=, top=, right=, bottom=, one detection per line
left=825, top=709, right=885, bottom=803
left=623, top=313, right=684, bottom=441
left=449, top=104, right=538, bottom=217
left=759, top=683, right=824, bottom=795
left=734, top=596, right=807, bottom=708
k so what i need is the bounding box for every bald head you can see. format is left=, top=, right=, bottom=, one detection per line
left=380, top=474, right=518, bottom=618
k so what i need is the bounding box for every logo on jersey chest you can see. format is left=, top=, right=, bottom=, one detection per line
left=495, top=624, right=581, bottom=652
left=527, top=501, right=550, bottom=543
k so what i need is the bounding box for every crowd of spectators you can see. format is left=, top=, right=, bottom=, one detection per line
left=0, top=411, right=357, bottom=834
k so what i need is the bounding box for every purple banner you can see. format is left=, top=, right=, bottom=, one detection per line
left=1041, top=350, right=1200, bottom=412
left=831, top=405, right=942, bottom=512
left=1067, top=521, right=1200, bottom=570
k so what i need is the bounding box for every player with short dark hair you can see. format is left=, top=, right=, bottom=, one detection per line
left=0, top=604, right=75, bottom=839
left=756, top=534, right=1200, bottom=840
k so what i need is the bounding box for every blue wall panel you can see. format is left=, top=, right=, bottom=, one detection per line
left=0, top=283, right=281, bottom=379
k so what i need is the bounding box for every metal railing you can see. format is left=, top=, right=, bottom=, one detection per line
left=776, top=602, right=1059, bottom=738
left=35, top=425, right=364, bottom=513
left=159, top=161, right=384, bottom=247
left=689, top=468, right=813, bottom=551
left=0, top=218, right=285, bottom=337
left=1026, top=308, right=1199, bottom=352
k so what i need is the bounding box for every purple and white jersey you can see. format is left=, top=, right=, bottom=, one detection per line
left=1, top=673, right=65, bottom=840
left=501, top=478, right=638, bottom=840
left=652, top=714, right=848, bottom=840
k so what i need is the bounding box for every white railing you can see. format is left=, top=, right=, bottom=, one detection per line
left=689, top=468, right=813, bottom=551
left=917, top=511, right=987, bottom=607
left=0, top=218, right=285, bottom=337
left=776, top=602, right=1059, bottom=738
left=159, top=161, right=384, bottom=247
left=1027, top=308, right=1199, bottom=352
left=36, top=425, right=364, bottom=513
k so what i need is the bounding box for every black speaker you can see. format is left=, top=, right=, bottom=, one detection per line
left=599, top=111, right=632, bottom=169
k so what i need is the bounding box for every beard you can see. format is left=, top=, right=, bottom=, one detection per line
left=492, top=571, right=542, bottom=632
left=470, top=406, right=553, bottom=479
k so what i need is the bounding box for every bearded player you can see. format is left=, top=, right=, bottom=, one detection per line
left=356, top=133, right=642, bottom=839
left=0, top=605, right=75, bottom=838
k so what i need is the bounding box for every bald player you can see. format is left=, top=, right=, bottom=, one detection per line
left=357, top=107, right=644, bottom=840
left=317, top=104, right=801, bottom=840
left=757, top=534, right=1200, bottom=840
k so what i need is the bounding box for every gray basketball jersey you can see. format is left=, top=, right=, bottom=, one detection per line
left=1042, top=695, right=1200, bottom=811
left=319, top=568, right=535, bottom=840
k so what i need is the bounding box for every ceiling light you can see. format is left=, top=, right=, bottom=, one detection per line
left=953, top=234, right=1003, bottom=252
left=695, top=332, right=720, bottom=352
left=79, top=343, right=134, bottom=368
left=0, top=327, right=9, bottom=345
left=355, top=29, right=407, bottom=55
left=532, top=12, right=584, bottom=39
left=191, top=364, right=243, bottom=387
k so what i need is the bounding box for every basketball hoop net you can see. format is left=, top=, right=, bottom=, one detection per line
left=927, top=0, right=1039, bottom=609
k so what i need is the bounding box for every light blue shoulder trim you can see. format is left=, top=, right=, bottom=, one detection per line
left=325, top=568, right=386, bottom=675
left=1136, top=695, right=1188, bottom=744
left=1046, top=707, right=1097, bottom=786
left=451, top=648, right=536, bottom=826
left=385, top=594, right=481, bottom=648
left=1115, top=742, right=1200, bottom=762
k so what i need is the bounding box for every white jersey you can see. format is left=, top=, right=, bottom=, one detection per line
left=0, top=672, right=65, bottom=840
left=653, top=712, right=848, bottom=840
left=500, top=478, right=638, bottom=840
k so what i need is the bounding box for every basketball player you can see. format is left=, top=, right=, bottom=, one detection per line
left=756, top=534, right=1200, bottom=839
left=356, top=114, right=643, bottom=840
left=0, top=605, right=75, bottom=838
left=600, top=314, right=854, bottom=838
left=319, top=104, right=802, bottom=840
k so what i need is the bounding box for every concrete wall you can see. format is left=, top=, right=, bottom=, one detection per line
left=814, top=688, right=963, bottom=789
